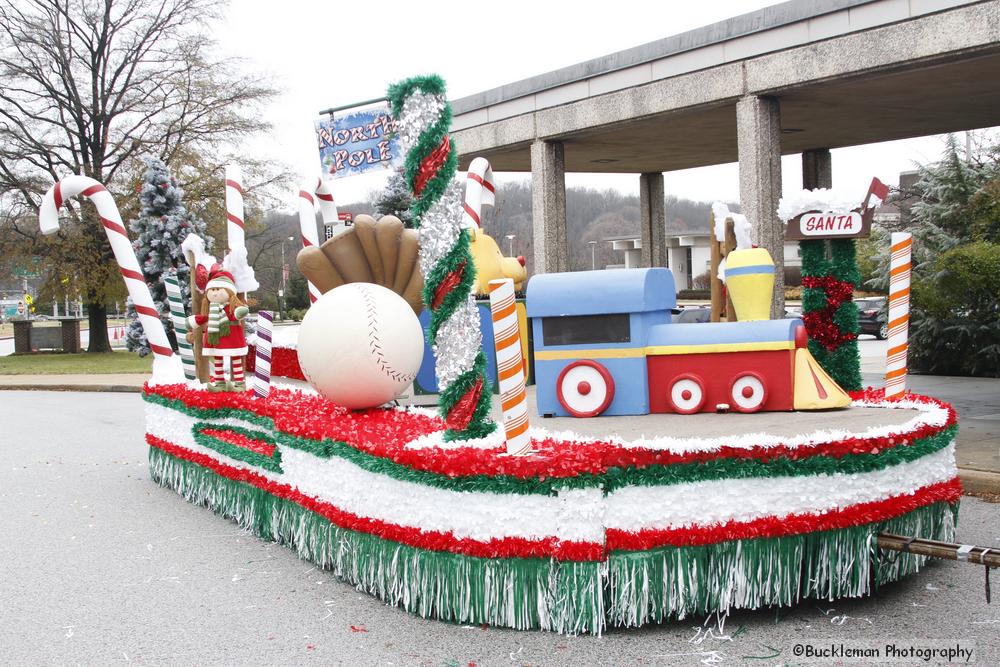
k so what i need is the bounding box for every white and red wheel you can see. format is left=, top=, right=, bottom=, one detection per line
left=556, top=360, right=615, bottom=418
left=668, top=374, right=706, bottom=414
left=729, top=372, right=767, bottom=413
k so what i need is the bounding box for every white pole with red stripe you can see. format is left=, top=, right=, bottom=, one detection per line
left=885, top=232, right=912, bottom=399
left=225, top=164, right=245, bottom=251
left=39, top=176, right=175, bottom=366
left=297, top=176, right=339, bottom=303
left=463, top=157, right=494, bottom=229
left=488, top=278, right=531, bottom=456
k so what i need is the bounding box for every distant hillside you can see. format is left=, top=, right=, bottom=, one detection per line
left=334, top=181, right=729, bottom=274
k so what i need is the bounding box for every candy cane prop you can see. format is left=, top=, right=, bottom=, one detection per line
left=488, top=279, right=531, bottom=455
left=253, top=310, right=274, bottom=398
left=463, top=157, right=494, bottom=229
left=885, top=232, right=912, bottom=399
left=164, top=274, right=197, bottom=380
left=297, top=176, right=339, bottom=302
left=225, top=164, right=245, bottom=251
left=39, top=176, right=173, bottom=362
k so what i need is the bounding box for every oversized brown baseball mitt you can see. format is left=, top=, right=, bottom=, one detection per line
left=296, top=214, right=424, bottom=314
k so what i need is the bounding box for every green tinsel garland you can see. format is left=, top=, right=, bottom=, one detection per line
left=800, top=238, right=863, bottom=390
left=387, top=74, right=494, bottom=441
left=145, top=391, right=956, bottom=496
left=150, top=446, right=957, bottom=635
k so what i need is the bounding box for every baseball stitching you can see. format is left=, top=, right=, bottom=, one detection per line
left=361, top=285, right=417, bottom=384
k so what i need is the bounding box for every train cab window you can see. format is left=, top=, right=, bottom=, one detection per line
left=542, top=314, right=631, bottom=346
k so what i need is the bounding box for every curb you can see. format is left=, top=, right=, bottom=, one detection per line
left=0, top=383, right=142, bottom=393
left=959, top=469, right=1000, bottom=496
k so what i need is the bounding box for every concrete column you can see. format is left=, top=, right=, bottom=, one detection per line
left=639, top=172, right=667, bottom=268
left=530, top=140, right=568, bottom=274
left=802, top=148, right=832, bottom=189
left=737, top=95, right=784, bottom=319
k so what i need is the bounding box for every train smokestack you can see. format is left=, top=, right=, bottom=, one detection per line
left=724, top=248, right=776, bottom=321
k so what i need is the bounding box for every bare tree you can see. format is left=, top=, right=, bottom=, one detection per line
left=0, top=0, right=278, bottom=351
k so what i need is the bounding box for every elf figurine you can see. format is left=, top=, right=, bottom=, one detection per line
left=188, top=265, right=249, bottom=392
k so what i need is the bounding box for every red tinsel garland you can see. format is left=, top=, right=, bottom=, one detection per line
left=150, top=431, right=959, bottom=560
left=802, top=275, right=857, bottom=350
left=149, top=434, right=603, bottom=562
left=412, top=136, right=451, bottom=196
left=200, top=427, right=276, bottom=457
left=246, top=345, right=305, bottom=381
left=145, top=384, right=956, bottom=483
left=605, top=478, right=961, bottom=550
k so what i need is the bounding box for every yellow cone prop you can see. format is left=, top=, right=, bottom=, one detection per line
left=794, top=348, right=851, bottom=410
left=724, top=248, right=775, bottom=322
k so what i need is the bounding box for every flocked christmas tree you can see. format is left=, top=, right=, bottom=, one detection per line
left=371, top=170, right=415, bottom=227
left=125, top=156, right=213, bottom=355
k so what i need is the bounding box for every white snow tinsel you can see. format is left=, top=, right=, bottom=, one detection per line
left=777, top=188, right=863, bottom=222
left=223, top=245, right=259, bottom=293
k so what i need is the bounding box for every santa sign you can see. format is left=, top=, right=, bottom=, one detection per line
left=784, top=177, right=887, bottom=241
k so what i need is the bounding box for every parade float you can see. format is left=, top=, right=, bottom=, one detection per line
left=37, top=75, right=962, bottom=635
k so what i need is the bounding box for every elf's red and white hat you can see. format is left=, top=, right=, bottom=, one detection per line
left=195, top=263, right=236, bottom=293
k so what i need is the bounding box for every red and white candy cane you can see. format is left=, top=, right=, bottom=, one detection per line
left=488, top=278, right=531, bottom=455
left=39, top=176, right=173, bottom=361
left=885, top=232, right=912, bottom=399
left=297, top=176, right=339, bottom=302
left=463, top=157, right=495, bottom=228
left=225, top=164, right=245, bottom=251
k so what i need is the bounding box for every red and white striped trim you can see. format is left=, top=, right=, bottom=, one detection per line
left=225, top=165, right=245, bottom=251
left=463, top=157, right=495, bottom=229
left=39, top=176, right=173, bottom=360
left=297, top=176, right=339, bottom=302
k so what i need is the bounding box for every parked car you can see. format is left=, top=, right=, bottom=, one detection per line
left=855, top=297, right=888, bottom=339
left=671, top=305, right=711, bottom=324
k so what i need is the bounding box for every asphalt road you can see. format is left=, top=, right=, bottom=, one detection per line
left=1, top=391, right=998, bottom=666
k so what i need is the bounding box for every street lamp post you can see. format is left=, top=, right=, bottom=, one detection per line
left=505, top=234, right=516, bottom=257
left=588, top=240, right=598, bottom=270
left=280, top=235, right=292, bottom=320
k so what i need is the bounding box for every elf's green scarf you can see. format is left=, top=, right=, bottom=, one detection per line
left=207, top=302, right=231, bottom=346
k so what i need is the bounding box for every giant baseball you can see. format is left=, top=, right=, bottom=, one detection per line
left=297, top=283, right=424, bottom=409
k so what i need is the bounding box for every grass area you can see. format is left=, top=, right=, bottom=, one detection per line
left=0, top=351, right=152, bottom=375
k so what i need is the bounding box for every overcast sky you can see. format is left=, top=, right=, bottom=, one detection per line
left=216, top=0, right=978, bottom=210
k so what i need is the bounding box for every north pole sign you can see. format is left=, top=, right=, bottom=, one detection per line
left=785, top=207, right=874, bottom=241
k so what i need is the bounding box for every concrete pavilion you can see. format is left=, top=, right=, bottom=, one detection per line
left=449, top=0, right=1000, bottom=316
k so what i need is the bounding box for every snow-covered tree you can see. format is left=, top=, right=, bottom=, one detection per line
left=371, top=171, right=414, bottom=227
left=125, top=156, right=213, bottom=355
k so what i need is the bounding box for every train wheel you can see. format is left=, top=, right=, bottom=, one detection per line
left=556, top=360, right=615, bottom=417
left=730, top=373, right=767, bottom=412
left=668, top=374, right=706, bottom=414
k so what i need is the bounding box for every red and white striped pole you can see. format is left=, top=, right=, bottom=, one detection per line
left=225, top=165, right=245, bottom=252
left=297, top=177, right=339, bottom=303
left=463, top=157, right=494, bottom=229
left=885, top=232, right=912, bottom=399
left=39, top=176, right=173, bottom=363
left=488, top=278, right=531, bottom=455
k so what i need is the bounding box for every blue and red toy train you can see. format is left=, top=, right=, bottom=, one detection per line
left=526, top=268, right=848, bottom=417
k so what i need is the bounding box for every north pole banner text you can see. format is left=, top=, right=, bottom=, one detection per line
left=315, top=106, right=401, bottom=179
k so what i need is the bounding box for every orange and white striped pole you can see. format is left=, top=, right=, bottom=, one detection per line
left=488, top=278, right=531, bottom=455
left=885, top=232, right=912, bottom=399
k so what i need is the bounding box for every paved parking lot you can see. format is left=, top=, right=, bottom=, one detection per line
left=1, top=391, right=998, bottom=665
